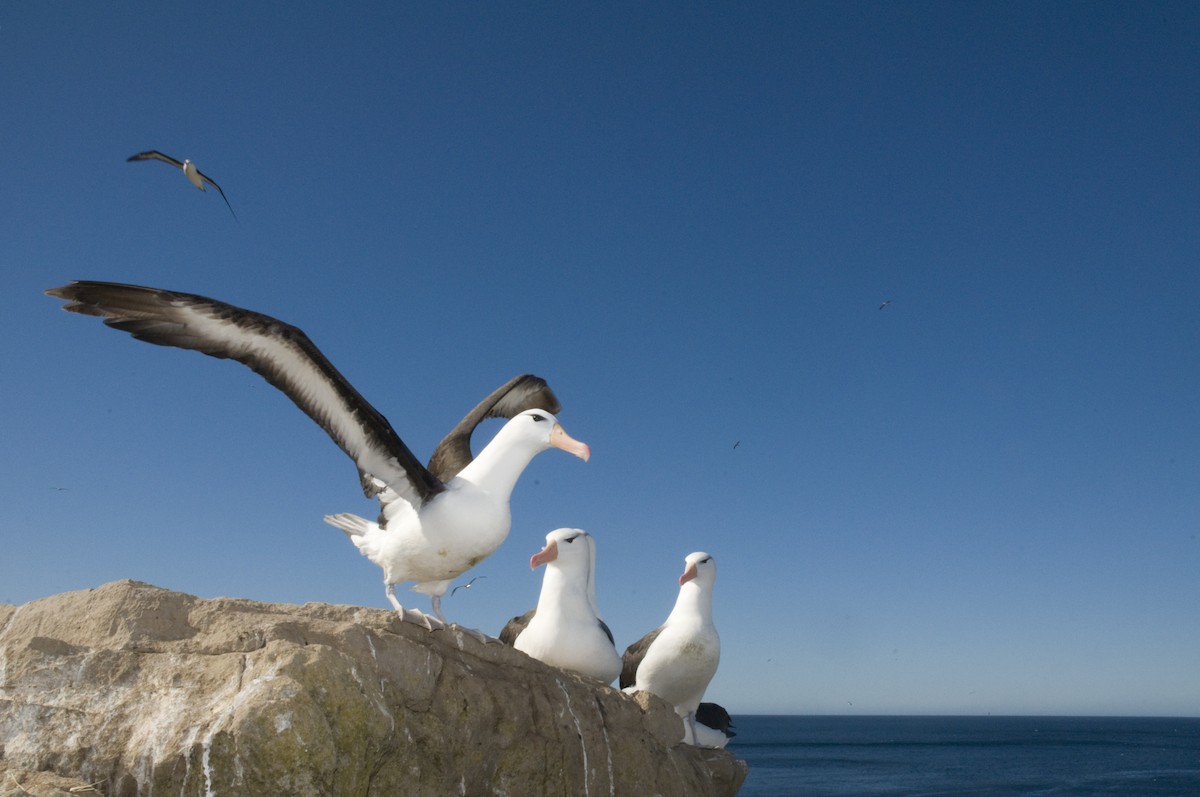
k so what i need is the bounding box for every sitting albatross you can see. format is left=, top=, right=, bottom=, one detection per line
left=126, top=150, right=237, bottom=219
left=693, top=702, right=737, bottom=749
left=621, top=552, right=720, bottom=745
left=499, top=528, right=621, bottom=684
left=46, top=281, right=589, bottom=626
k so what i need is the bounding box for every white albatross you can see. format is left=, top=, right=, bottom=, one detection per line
left=46, top=281, right=589, bottom=627
left=498, top=529, right=621, bottom=684
left=621, top=552, right=720, bottom=746
left=126, top=150, right=237, bottom=219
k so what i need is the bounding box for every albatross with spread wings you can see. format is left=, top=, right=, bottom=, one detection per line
left=126, top=150, right=237, bottom=219
left=46, top=281, right=589, bottom=627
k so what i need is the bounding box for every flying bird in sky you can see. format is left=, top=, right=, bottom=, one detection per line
left=46, top=281, right=589, bottom=628
left=450, top=576, right=486, bottom=597
left=126, top=150, right=237, bottom=219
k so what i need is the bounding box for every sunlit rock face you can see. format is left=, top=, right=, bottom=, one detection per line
left=0, top=581, right=746, bottom=796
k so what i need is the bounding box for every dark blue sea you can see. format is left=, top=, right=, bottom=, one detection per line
left=728, top=716, right=1200, bottom=797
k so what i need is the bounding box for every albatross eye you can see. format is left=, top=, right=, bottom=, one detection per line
left=529, top=413, right=547, bottom=422
left=565, top=534, right=580, bottom=543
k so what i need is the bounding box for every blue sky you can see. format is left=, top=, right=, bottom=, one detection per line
left=2, top=3, right=1197, bottom=716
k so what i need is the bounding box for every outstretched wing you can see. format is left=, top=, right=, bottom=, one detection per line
left=196, top=169, right=237, bottom=220
left=619, top=626, right=664, bottom=689
left=427, top=374, right=561, bottom=481
left=47, top=280, right=444, bottom=508
left=127, top=150, right=184, bottom=168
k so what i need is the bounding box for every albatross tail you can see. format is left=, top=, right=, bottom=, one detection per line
left=323, top=512, right=373, bottom=539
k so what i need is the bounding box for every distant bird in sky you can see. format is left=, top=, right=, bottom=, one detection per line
left=499, top=528, right=622, bottom=684
left=878, top=299, right=892, bottom=310
left=46, top=281, right=589, bottom=628
left=126, top=150, right=236, bottom=219
left=450, top=576, right=486, bottom=597
left=621, top=552, right=721, bottom=746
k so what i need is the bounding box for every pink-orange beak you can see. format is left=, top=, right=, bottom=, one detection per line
left=679, top=562, right=698, bottom=586
left=550, top=423, right=590, bottom=462
left=530, top=540, right=559, bottom=569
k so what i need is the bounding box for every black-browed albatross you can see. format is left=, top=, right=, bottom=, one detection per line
left=46, top=281, right=589, bottom=627
left=426, top=373, right=561, bottom=482
left=498, top=528, right=622, bottom=684
left=126, top=150, right=237, bottom=219
left=693, top=702, right=737, bottom=749
left=621, top=552, right=721, bottom=746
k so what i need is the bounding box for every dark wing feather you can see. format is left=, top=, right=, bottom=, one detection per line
left=695, top=703, right=736, bottom=738
left=620, top=626, right=664, bottom=689
left=196, top=169, right=237, bottom=220
left=46, top=281, right=444, bottom=507
left=498, top=608, right=535, bottom=646
left=598, top=618, right=615, bottom=646
left=427, top=374, right=561, bottom=481
left=127, top=150, right=184, bottom=168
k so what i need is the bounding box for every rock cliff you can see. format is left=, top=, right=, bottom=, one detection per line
left=0, top=581, right=745, bottom=796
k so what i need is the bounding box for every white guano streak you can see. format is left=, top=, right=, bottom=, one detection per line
left=200, top=665, right=280, bottom=797
left=556, top=679, right=589, bottom=797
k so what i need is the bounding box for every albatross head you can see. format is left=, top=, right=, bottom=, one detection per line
left=679, top=552, right=716, bottom=587
left=530, top=528, right=592, bottom=570
left=451, top=410, right=588, bottom=492
left=510, top=409, right=590, bottom=461
left=454, top=409, right=589, bottom=493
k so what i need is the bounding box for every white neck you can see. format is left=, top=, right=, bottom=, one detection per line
left=455, top=424, right=542, bottom=498
left=584, top=535, right=601, bottom=619
left=666, top=580, right=712, bottom=626
left=538, top=563, right=592, bottom=617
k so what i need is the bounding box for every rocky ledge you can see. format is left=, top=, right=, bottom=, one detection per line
left=0, top=580, right=745, bottom=796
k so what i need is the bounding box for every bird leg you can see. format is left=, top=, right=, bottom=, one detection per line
left=424, top=593, right=492, bottom=643
left=385, top=584, right=404, bottom=612
left=417, top=612, right=445, bottom=631
left=385, top=585, right=444, bottom=631
left=683, top=712, right=699, bottom=746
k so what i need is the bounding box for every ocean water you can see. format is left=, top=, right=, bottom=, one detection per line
left=727, top=715, right=1200, bottom=797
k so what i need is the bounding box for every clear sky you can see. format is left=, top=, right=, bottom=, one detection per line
left=2, top=3, right=1197, bottom=717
